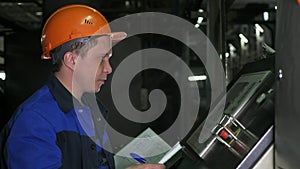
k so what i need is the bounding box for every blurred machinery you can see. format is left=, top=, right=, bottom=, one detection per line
left=164, top=58, right=275, bottom=169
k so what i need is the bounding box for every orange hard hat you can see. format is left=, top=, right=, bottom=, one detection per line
left=41, top=4, right=126, bottom=59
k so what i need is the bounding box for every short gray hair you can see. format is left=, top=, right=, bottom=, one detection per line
left=51, top=37, right=98, bottom=72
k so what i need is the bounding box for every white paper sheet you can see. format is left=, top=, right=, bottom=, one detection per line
left=114, top=128, right=171, bottom=169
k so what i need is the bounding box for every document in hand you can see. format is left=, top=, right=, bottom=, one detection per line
left=114, top=128, right=171, bottom=169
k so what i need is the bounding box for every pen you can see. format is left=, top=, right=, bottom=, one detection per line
left=130, top=153, right=146, bottom=164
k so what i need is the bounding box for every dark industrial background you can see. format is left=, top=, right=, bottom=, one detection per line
left=0, top=0, right=277, bottom=130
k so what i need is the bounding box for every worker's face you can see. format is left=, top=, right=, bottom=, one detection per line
left=73, top=35, right=112, bottom=94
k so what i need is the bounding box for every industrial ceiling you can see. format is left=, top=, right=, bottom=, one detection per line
left=0, top=0, right=277, bottom=34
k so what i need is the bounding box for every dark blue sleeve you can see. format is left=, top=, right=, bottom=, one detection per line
left=6, top=109, right=62, bottom=169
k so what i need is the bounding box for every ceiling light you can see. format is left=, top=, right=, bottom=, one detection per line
left=198, top=9, right=204, bottom=13
left=188, top=75, right=207, bottom=81
left=225, top=52, right=230, bottom=58
left=239, top=33, right=248, bottom=43
left=195, top=23, right=200, bottom=28
left=0, top=57, right=4, bottom=65
left=197, top=17, right=204, bottom=24
left=229, top=43, right=236, bottom=51
left=125, top=1, right=130, bottom=7
left=35, top=11, right=43, bottom=16
left=0, top=72, right=5, bottom=80
left=255, top=24, right=264, bottom=33
left=263, top=12, right=269, bottom=21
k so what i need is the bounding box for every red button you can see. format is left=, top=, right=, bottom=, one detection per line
left=219, top=130, right=229, bottom=140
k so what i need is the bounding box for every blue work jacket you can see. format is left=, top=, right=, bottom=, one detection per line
left=3, top=75, right=115, bottom=169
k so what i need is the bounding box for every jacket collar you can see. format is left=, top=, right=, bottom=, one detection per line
left=47, top=74, right=77, bottom=113
left=47, top=74, right=108, bottom=118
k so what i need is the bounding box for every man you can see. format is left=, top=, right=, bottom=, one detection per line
left=2, top=4, right=165, bottom=169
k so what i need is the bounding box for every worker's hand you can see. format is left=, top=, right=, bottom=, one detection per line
left=125, top=163, right=165, bottom=169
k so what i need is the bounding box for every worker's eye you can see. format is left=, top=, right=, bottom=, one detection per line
left=98, top=51, right=111, bottom=61
left=98, top=55, right=106, bottom=61
left=103, top=53, right=112, bottom=59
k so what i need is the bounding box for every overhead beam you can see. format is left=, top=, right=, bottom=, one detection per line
left=0, top=16, right=24, bottom=32
left=0, top=0, right=42, bottom=7
left=225, top=0, right=236, bottom=10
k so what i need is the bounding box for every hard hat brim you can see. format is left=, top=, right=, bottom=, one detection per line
left=41, top=31, right=127, bottom=59
left=110, top=32, right=127, bottom=42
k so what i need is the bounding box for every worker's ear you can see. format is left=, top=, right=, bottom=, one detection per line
left=63, top=51, right=78, bottom=71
